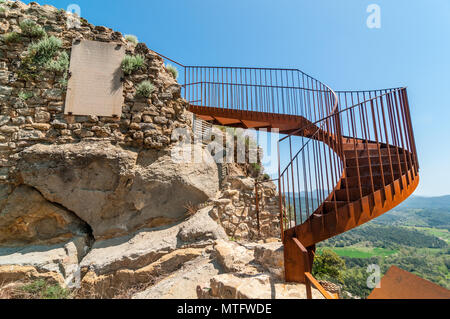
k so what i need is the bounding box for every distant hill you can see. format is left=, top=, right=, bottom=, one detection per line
left=375, top=195, right=450, bottom=230
left=395, top=195, right=450, bottom=210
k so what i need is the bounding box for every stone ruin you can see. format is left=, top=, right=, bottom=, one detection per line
left=0, top=1, right=287, bottom=298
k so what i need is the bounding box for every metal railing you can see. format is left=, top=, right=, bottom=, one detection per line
left=151, top=49, right=337, bottom=121
left=278, top=88, right=419, bottom=235
left=293, top=237, right=338, bottom=299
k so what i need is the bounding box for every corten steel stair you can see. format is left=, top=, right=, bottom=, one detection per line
left=154, top=52, right=419, bottom=299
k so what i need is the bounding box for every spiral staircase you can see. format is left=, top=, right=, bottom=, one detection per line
left=154, top=52, right=419, bottom=299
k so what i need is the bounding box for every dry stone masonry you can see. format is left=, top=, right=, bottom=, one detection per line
left=0, top=1, right=311, bottom=300
left=0, top=1, right=190, bottom=187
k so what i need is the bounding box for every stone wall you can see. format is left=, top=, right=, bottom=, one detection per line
left=0, top=1, right=190, bottom=186
left=210, top=168, right=280, bottom=241
left=0, top=0, right=279, bottom=244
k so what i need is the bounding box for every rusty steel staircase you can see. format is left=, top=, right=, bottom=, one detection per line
left=154, top=52, right=419, bottom=298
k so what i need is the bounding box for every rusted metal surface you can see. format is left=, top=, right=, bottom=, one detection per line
left=368, top=266, right=450, bottom=299
left=151, top=51, right=420, bottom=294
left=305, top=272, right=337, bottom=300
left=65, top=40, right=125, bottom=117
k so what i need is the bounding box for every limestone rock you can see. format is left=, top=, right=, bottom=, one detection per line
left=79, top=209, right=226, bottom=276
left=213, top=240, right=256, bottom=273
left=81, top=248, right=204, bottom=298
left=0, top=186, right=89, bottom=247
left=0, top=266, right=64, bottom=287
left=198, top=273, right=325, bottom=299
left=0, top=236, right=90, bottom=288
left=253, top=241, right=284, bottom=280
left=178, top=206, right=228, bottom=245
left=78, top=209, right=227, bottom=297
left=133, top=255, right=222, bottom=299
left=17, top=141, right=219, bottom=240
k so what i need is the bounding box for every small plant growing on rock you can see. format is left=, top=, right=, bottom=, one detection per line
left=45, top=50, right=69, bottom=72
left=121, top=54, right=145, bottom=75
left=27, top=36, right=62, bottom=66
left=19, top=36, right=68, bottom=81
left=18, top=91, right=34, bottom=101
left=166, top=64, right=178, bottom=79
left=19, top=19, right=47, bottom=38
left=135, top=80, right=155, bottom=98
left=184, top=202, right=199, bottom=217
left=2, top=32, right=21, bottom=44
left=125, top=34, right=138, bottom=44
left=20, top=279, right=71, bottom=299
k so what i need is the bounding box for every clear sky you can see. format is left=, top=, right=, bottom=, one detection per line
left=25, top=0, right=450, bottom=196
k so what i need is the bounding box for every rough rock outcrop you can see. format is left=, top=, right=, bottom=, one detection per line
left=253, top=242, right=284, bottom=280
left=197, top=273, right=325, bottom=299
left=132, top=255, right=222, bottom=299
left=0, top=185, right=89, bottom=246
left=213, top=240, right=256, bottom=273
left=0, top=236, right=89, bottom=287
left=77, top=206, right=227, bottom=297
left=17, top=141, right=219, bottom=240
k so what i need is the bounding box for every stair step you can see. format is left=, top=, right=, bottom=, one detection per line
left=334, top=187, right=372, bottom=202
left=322, top=200, right=347, bottom=212
left=344, top=148, right=404, bottom=159
left=341, top=173, right=402, bottom=189
left=343, top=143, right=378, bottom=151
left=346, top=155, right=407, bottom=167
left=346, top=162, right=409, bottom=177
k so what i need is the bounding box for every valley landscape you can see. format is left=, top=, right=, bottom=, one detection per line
left=316, top=195, right=450, bottom=298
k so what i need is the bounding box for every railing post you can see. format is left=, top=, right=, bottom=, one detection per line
left=255, top=182, right=261, bottom=237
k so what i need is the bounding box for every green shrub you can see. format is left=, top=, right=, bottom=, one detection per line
left=45, top=51, right=69, bottom=72
left=27, top=36, right=62, bottom=66
left=313, top=248, right=346, bottom=283
left=3, top=32, right=20, bottom=44
left=21, top=279, right=47, bottom=295
left=251, top=163, right=261, bottom=173
left=135, top=80, right=155, bottom=98
left=0, top=7, right=6, bottom=14
left=125, top=34, right=138, bottom=44
left=18, top=91, right=34, bottom=101
left=166, top=64, right=178, bottom=79
left=58, top=73, right=69, bottom=88
left=21, top=279, right=71, bottom=299
left=41, top=284, right=71, bottom=299
left=121, top=54, right=145, bottom=75
left=19, top=19, right=46, bottom=38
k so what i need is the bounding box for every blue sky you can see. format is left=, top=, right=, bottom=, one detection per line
left=25, top=0, right=450, bottom=196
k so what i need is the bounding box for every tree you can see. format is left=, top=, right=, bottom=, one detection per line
left=313, top=248, right=346, bottom=283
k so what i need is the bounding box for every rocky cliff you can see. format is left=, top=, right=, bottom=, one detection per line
left=0, top=1, right=329, bottom=299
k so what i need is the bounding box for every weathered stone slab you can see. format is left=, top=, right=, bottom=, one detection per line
left=65, top=40, right=125, bottom=117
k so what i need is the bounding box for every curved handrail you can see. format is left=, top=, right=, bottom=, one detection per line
left=278, top=87, right=419, bottom=235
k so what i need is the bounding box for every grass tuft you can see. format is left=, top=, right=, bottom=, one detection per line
left=2, top=32, right=21, bottom=44
left=19, top=19, right=46, bottom=38
left=27, top=36, right=62, bottom=66
left=18, top=91, right=34, bottom=101
left=166, top=64, right=178, bottom=79
left=135, top=80, right=155, bottom=98
left=124, top=34, right=138, bottom=44
left=45, top=51, right=69, bottom=73
left=20, top=279, right=71, bottom=299
left=121, top=54, right=145, bottom=75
